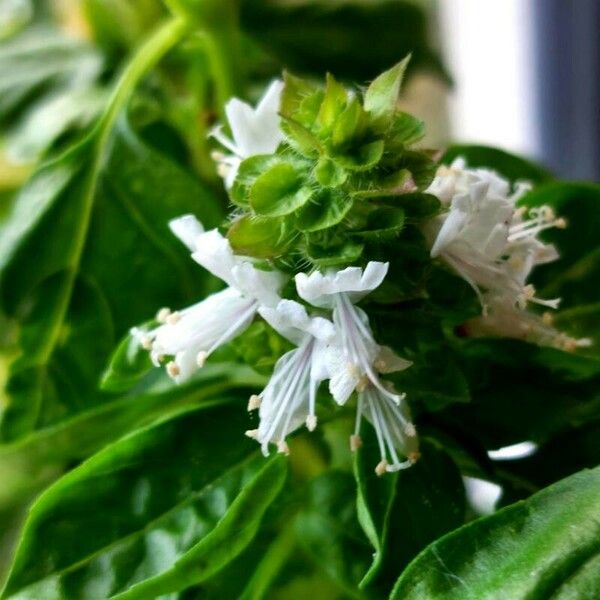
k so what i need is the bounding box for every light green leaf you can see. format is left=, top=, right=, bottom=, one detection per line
left=391, top=467, right=600, bottom=600
left=0, top=406, right=287, bottom=599
left=364, top=55, right=410, bottom=120
left=228, top=214, right=294, bottom=258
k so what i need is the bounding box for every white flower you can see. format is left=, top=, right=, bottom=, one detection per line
left=210, top=80, right=285, bottom=187
left=245, top=300, right=335, bottom=455
left=425, top=158, right=564, bottom=312
left=133, top=215, right=285, bottom=382
left=462, top=295, right=592, bottom=352
left=296, top=263, right=412, bottom=408
left=353, top=382, right=420, bottom=475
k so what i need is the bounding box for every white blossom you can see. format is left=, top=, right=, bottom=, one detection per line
left=211, top=80, right=285, bottom=187
left=296, top=262, right=412, bottom=412
left=132, top=215, right=285, bottom=383
left=425, top=158, right=565, bottom=312
left=245, top=300, right=335, bottom=455
left=353, top=382, right=420, bottom=475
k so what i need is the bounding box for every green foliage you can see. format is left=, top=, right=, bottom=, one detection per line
left=391, top=467, right=600, bottom=600
left=0, top=406, right=286, bottom=599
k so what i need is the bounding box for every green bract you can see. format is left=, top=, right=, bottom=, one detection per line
left=226, top=59, right=438, bottom=269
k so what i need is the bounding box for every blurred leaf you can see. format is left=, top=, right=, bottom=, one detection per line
left=0, top=406, right=287, bottom=599
left=241, top=0, right=449, bottom=83
left=355, top=440, right=465, bottom=597
left=295, top=471, right=372, bottom=595
left=391, top=467, right=600, bottom=600
left=0, top=25, right=105, bottom=160
left=443, top=145, right=554, bottom=185
left=0, top=116, right=222, bottom=440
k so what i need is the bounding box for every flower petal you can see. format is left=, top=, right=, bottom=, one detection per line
left=168, top=214, right=205, bottom=251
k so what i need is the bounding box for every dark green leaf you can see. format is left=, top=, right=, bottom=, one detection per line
left=355, top=440, right=465, bottom=597
left=296, top=188, right=353, bottom=233
left=353, top=207, right=405, bottom=240
left=391, top=467, right=600, bottom=600
left=1, top=406, right=287, bottom=599
left=314, top=156, right=347, bottom=187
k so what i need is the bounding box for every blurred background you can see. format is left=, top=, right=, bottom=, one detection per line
left=1, top=0, right=599, bottom=186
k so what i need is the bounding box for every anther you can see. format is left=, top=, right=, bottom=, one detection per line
left=196, top=351, right=208, bottom=367
left=542, top=312, right=554, bottom=325
left=156, top=307, right=171, bottom=323
left=375, top=460, right=388, bottom=476
left=404, top=423, right=417, bottom=437
left=247, top=395, right=261, bottom=411
left=277, top=440, right=290, bottom=455
left=245, top=429, right=258, bottom=439
left=350, top=434, right=362, bottom=451
left=166, top=311, right=181, bottom=325
left=306, top=415, right=317, bottom=432
left=166, top=361, right=180, bottom=379
left=408, top=451, right=421, bottom=464
left=140, top=335, right=152, bottom=350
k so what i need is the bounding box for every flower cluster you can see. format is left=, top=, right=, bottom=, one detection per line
left=132, top=62, right=590, bottom=475
left=133, top=213, right=418, bottom=475
left=424, top=158, right=590, bottom=351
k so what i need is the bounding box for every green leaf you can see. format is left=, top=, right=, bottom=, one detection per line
left=230, top=154, right=281, bottom=207
left=296, top=188, right=353, bottom=233
left=228, top=214, right=294, bottom=259
left=355, top=441, right=465, bottom=597
left=391, top=467, right=600, bottom=600
left=364, top=55, right=410, bottom=120
left=353, top=206, right=405, bottom=240
left=250, top=162, right=313, bottom=217
left=335, top=139, right=385, bottom=172
left=317, top=73, right=348, bottom=131
left=0, top=117, right=220, bottom=441
left=0, top=364, right=265, bottom=511
left=0, top=18, right=206, bottom=441
left=279, top=70, right=319, bottom=121
left=386, top=111, right=426, bottom=147
left=314, top=156, right=347, bottom=187
left=1, top=406, right=287, bottom=599
left=99, top=326, right=153, bottom=393
left=331, top=97, right=366, bottom=149
left=443, top=145, right=554, bottom=185
left=280, top=116, right=322, bottom=157
left=307, top=239, right=364, bottom=269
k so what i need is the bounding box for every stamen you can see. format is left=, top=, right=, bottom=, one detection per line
left=156, top=307, right=171, bottom=323
left=375, top=460, right=388, bottom=476
left=140, top=335, right=152, bottom=350
left=277, top=440, right=290, bottom=455
left=166, top=361, right=180, bottom=379
left=245, top=429, right=258, bottom=439
left=404, top=422, right=417, bottom=437
left=196, top=350, right=208, bottom=367
left=306, top=414, right=317, bottom=431
left=408, top=451, right=421, bottom=463
left=166, top=311, right=181, bottom=325
left=247, top=394, right=261, bottom=411
left=350, top=434, right=362, bottom=451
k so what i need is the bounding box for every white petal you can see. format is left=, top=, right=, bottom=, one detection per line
left=191, top=229, right=238, bottom=287
left=259, top=299, right=335, bottom=345
left=230, top=262, right=285, bottom=307
left=168, top=214, right=205, bottom=251
left=295, top=261, right=389, bottom=308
